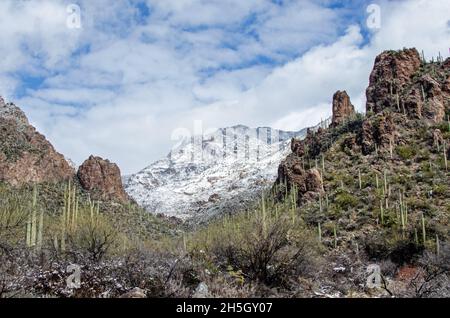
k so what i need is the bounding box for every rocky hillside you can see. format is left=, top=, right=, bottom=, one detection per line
left=125, top=125, right=315, bottom=222
left=275, top=48, right=449, bottom=259
left=0, top=96, right=129, bottom=204
left=0, top=97, right=75, bottom=186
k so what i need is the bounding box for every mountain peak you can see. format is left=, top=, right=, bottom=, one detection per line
left=125, top=125, right=309, bottom=221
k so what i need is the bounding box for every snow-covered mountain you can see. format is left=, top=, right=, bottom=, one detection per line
left=125, top=125, right=310, bottom=221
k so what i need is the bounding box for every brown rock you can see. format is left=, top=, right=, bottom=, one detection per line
left=404, top=75, right=447, bottom=123
left=0, top=98, right=75, bottom=186
left=77, top=156, right=128, bottom=203
left=421, top=75, right=446, bottom=122
left=359, top=113, right=397, bottom=155
left=305, top=168, right=323, bottom=192
left=403, top=85, right=424, bottom=119
left=360, top=120, right=375, bottom=155
left=276, top=157, right=307, bottom=194
left=366, top=48, right=421, bottom=114
left=275, top=157, right=323, bottom=204
left=444, top=76, right=450, bottom=93
left=331, top=90, right=355, bottom=127
left=291, top=138, right=305, bottom=156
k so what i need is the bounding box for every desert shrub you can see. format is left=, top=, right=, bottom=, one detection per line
left=432, top=184, right=448, bottom=197
left=334, top=190, right=358, bottom=210
left=417, top=149, right=431, bottom=162
left=65, top=207, right=120, bottom=262
left=408, top=198, right=433, bottom=215
left=397, top=145, right=417, bottom=161
left=408, top=243, right=450, bottom=298
left=189, top=198, right=322, bottom=287
left=364, top=230, right=423, bottom=265
left=112, top=248, right=195, bottom=297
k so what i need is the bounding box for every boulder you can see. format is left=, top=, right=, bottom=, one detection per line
left=276, top=157, right=323, bottom=203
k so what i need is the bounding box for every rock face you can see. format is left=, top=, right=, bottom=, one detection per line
left=366, top=48, right=449, bottom=123
left=276, top=155, right=324, bottom=203
left=0, top=97, right=75, bottom=186
left=331, top=91, right=355, bottom=127
left=78, top=156, right=128, bottom=203
left=360, top=113, right=398, bottom=155
left=366, top=48, right=421, bottom=114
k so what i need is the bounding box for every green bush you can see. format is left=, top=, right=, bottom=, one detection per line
left=334, top=190, right=358, bottom=210
left=433, top=184, right=448, bottom=197
left=397, top=145, right=417, bottom=161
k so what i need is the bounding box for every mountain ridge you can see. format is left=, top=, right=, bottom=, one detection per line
left=124, top=124, right=325, bottom=221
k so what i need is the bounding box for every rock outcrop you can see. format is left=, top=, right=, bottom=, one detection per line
left=331, top=91, right=355, bottom=127
left=276, top=156, right=324, bottom=203
left=366, top=48, right=449, bottom=123
left=366, top=48, right=421, bottom=114
left=291, top=137, right=305, bottom=156
left=275, top=47, right=450, bottom=202
left=78, top=156, right=128, bottom=203
left=0, top=97, right=75, bottom=186
left=360, top=113, right=398, bottom=155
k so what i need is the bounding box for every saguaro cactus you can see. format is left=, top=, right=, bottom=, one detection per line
left=421, top=213, right=426, bottom=244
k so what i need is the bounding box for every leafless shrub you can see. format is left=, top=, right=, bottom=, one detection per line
left=407, top=243, right=450, bottom=298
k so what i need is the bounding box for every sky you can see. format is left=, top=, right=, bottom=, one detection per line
left=0, top=0, right=449, bottom=174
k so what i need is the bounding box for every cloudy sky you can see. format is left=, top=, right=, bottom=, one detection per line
left=0, top=0, right=449, bottom=174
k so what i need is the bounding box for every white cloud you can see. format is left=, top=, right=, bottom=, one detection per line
left=1, top=0, right=450, bottom=174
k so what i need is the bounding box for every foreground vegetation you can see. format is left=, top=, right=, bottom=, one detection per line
left=0, top=158, right=448, bottom=298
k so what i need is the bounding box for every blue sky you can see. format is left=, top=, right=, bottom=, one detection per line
left=0, top=0, right=449, bottom=174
